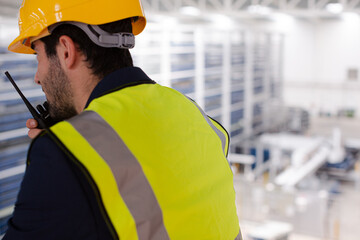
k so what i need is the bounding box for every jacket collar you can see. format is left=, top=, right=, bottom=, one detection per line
left=85, top=67, right=154, bottom=108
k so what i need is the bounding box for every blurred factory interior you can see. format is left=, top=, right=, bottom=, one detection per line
left=1, top=0, right=360, bottom=239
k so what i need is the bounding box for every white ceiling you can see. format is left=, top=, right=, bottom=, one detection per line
left=141, top=0, right=360, bottom=18
left=0, top=0, right=358, bottom=19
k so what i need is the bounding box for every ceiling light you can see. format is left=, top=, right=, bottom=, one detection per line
left=209, top=14, right=234, bottom=29
left=272, top=13, right=295, bottom=30
left=180, top=6, right=201, bottom=16
left=326, top=3, right=343, bottom=14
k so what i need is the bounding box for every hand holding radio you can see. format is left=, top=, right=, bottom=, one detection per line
left=26, top=118, right=43, bottom=139
left=5, top=71, right=55, bottom=132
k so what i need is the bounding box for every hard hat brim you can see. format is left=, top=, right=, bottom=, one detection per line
left=8, top=0, right=147, bottom=54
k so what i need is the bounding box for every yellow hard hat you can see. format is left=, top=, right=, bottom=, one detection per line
left=8, top=0, right=146, bottom=54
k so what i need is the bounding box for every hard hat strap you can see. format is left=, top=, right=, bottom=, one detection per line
left=48, top=21, right=135, bottom=49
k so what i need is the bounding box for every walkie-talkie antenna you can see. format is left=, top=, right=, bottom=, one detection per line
left=4, top=71, right=48, bottom=129
left=5, top=71, right=41, bottom=119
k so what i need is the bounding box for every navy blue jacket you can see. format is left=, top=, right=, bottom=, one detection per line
left=4, top=67, right=153, bottom=240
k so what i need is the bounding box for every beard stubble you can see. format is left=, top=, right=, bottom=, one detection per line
left=42, top=56, right=78, bottom=123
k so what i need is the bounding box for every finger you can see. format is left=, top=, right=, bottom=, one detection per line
left=26, top=119, right=38, bottom=129
left=28, top=128, right=42, bottom=139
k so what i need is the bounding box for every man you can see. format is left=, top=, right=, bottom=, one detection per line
left=4, top=0, right=241, bottom=239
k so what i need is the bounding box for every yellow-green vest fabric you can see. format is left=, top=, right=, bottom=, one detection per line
left=49, top=83, right=241, bottom=239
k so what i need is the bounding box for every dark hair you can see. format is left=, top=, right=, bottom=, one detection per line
left=41, top=18, right=134, bottom=79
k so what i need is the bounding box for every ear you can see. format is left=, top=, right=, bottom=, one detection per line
left=56, top=35, right=79, bottom=70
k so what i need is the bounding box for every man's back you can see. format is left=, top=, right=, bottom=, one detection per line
left=5, top=67, right=241, bottom=239
left=50, top=70, right=240, bottom=239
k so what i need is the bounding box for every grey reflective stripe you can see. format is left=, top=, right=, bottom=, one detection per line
left=68, top=111, right=170, bottom=240
left=187, top=98, right=227, bottom=155
left=235, top=231, right=242, bottom=240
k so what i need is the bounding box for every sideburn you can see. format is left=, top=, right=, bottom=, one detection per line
left=45, top=56, right=78, bottom=122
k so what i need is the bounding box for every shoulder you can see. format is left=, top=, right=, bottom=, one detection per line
left=24, top=131, right=113, bottom=239
left=22, top=131, right=82, bottom=206
left=28, top=131, right=66, bottom=161
left=5, top=132, right=102, bottom=239
left=27, top=131, right=76, bottom=172
left=23, top=132, right=77, bottom=198
left=25, top=131, right=82, bottom=194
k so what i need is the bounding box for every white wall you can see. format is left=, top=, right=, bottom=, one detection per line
left=277, top=14, right=360, bottom=117
left=314, top=15, right=360, bottom=83
left=283, top=19, right=316, bottom=84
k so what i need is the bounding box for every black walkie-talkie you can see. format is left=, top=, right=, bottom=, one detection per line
left=5, top=71, right=54, bottom=129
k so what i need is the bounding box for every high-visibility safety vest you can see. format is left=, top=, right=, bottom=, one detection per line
left=49, top=82, right=241, bottom=240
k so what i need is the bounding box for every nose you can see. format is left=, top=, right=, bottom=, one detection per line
left=34, top=71, right=41, bottom=85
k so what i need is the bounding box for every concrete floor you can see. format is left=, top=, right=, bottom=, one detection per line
left=234, top=175, right=360, bottom=240
left=234, top=116, right=360, bottom=240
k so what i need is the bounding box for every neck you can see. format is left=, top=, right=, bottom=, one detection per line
left=70, top=69, right=101, bottom=114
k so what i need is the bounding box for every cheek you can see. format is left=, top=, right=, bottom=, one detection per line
left=34, top=70, right=40, bottom=84
left=35, top=56, right=50, bottom=83
left=37, top=64, right=46, bottom=79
